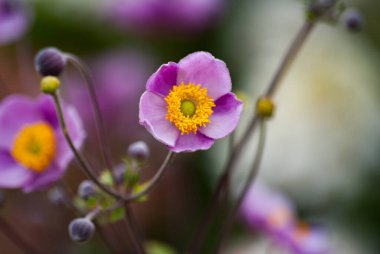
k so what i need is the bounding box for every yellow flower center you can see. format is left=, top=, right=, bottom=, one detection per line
left=11, top=122, right=56, bottom=173
left=165, top=82, right=215, bottom=134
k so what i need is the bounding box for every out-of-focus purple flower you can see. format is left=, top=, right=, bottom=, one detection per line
left=241, top=182, right=330, bottom=254
left=0, top=0, right=31, bottom=45
left=284, top=223, right=330, bottom=254
left=108, top=0, right=224, bottom=34
left=139, top=51, right=243, bottom=152
left=0, top=94, right=85, bottom=192
left=67, top=50, right=154, bottom=140
left=241, top=182, right=295, bottom=239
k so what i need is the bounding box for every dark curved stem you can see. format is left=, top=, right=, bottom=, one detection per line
left=214, top=119, right=267, bottom=252
left=124, top=207, right=146, bottom=254
left=65, top=54, right=115, bottom=179
left=189, top=21, right=315, bottom=254
left=52, top=93, right=123, bottom=200
left=52, top=94, right=176, bottom=203
left=0, top=216, right=41, bottom=254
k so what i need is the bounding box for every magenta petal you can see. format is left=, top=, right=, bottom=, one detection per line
left=0, top=95, right=42, bottom=149
left=37, top=94, right=59, bottom=128
left=23, top=163, right=63, bottom=193
left=146, top=62, right=178, bottom=97
left=170, top=133, right=214, bottom=153
left=177, top=52, right=232, bottom=100
left=54, top=105, right=86, bottom=169
left=139, top=91, right=180, bottom=146
left=0, top=151, right=33, bottom=188
left=199, top=93, right=243, bottom=139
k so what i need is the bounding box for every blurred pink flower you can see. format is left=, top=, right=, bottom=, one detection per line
left=0, top=94, right=85, bottom=192
left=0, top=0, right=31, bottom=45
left=67, top=50, right=155, bottom=140
left=108, top=0, right=225, bottom=34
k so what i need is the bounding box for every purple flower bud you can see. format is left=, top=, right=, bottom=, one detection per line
left=68, top=218, right=95, bottom=243
left=128, top=141, right=149, bottom=162
left=342, top=8, right=363, bottom=33
left=308, top=0, right=335, bottom=18
left=113, top=164, right=126, bottom=186
left=78, top=180, right=97, bottom=200
left=48, top=187, right=66, bottom=206
left=35, top=47, right=66, bottom=76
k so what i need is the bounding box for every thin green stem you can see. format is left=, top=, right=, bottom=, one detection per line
left=65, top=54, right=115, bottom=180
left=214, top=119, right=267, bottom=252
left=189, top=20, right=315, bottom=254
left=0, top=216, right=42, bottom=254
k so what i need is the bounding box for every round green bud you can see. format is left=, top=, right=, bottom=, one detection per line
left=41, top=76, right=61, bottom=94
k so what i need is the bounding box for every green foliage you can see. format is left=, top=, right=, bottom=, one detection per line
left=146, top=241, right=177, bottom=254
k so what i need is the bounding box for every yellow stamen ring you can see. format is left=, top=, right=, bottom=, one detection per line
left=11, top=122, right=56, bottom=173
left=165, top=82, right=215, bottom=135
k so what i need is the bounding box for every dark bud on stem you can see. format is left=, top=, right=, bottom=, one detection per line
left=128, top=141, right=150, bottom=162
left=35, top=47, right=66, bottom=76
left=48, top=187, right=66, bottom=206
left=78, top=180, right=97, bottom=200
left=68, top=218, right=95, bottom=243
left=113, top=164, right=126, bottom=186
left=307, top=0, right=335, bottom=19
left=342, top=8, right=363, bottom=33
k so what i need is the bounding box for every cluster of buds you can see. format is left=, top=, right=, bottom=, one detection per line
left=306, top=0, right=363, bottom=32
left=66, top=141, right=150, bottom=243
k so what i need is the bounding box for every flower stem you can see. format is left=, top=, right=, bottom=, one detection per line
left=0, top=216, right=42, bottom=254
left=124, top=207, right=146, bottom=254
left=52, top=92, right=126, bottom=200
left=65, top=54, right=115, bottom=181
left=189, top=20, right=315, bottom=254
left=214, top=119, right=267, bottom=252
left=85, top=206, right=103, bottom=220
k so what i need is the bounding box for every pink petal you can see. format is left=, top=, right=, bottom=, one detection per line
left=170, top=132, right=214, bottom=153
left=199, top=93, right=243, bottom=139
left=0, top=151, right=33, bottom=188
left=23, top=163, right=63, bottom=193
left=146, top=62, right=178, bottom=97
left=139, top=91, right=180, bottom=146
left=54, top=105, right=86, bottom=170
left=0, top=95, right=42, bottom=149
left=177, top=52, right=232, bottom=100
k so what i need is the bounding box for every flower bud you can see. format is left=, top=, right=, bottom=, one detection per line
left=35, top=47, right=66, bottom=76
left=48, top=187, right=66, bottom=206
left=78, top=180, right=97, bottom=200
left=307, top=0, right=336, bottom=21
left=128, top=141, right=149, bottom=162
left=256, top=97, right=275, bottom=118
left=41, top=76, right=61, bottom=94
left=68, top=218, right=95, bottom=243
left=342, top=8, right=363, bottom=33
left=113, top=164, right=126, bottom=186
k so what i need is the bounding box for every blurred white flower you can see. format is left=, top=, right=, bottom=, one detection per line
left=220, top=0, right=380, bottom=208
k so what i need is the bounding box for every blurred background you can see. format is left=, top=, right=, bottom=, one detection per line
left=1, top=0, right=380, bottom=253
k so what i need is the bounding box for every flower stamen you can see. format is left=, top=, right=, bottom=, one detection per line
left=11, top=122, right=56, bottom=173
left=165, top=82, right=215, bottom=134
